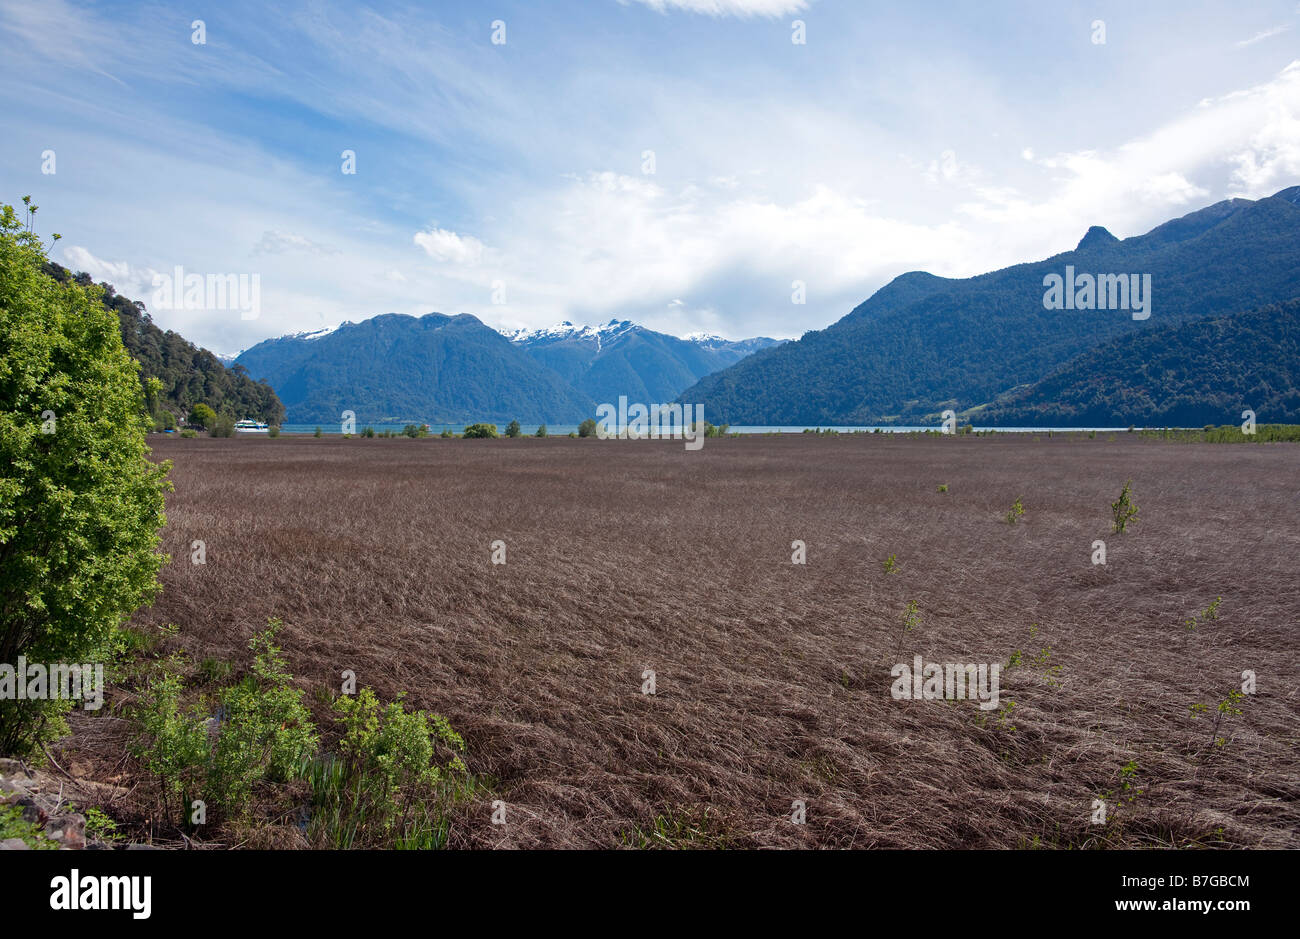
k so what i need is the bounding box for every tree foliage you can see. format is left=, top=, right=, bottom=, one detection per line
left=0, top=201, right=171, bottom=755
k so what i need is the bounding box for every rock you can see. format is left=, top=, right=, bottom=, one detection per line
left=0, top=758, right=30, bottom=777
left=0, top=837, right=29, bottom=850
left=45, top=816, right=87, bottom=850
left=13, top=796, right=46, bottom=825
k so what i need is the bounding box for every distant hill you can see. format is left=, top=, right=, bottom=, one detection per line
left=677, top=186, right=1300, bottom=425
left=42, top=262, right=284, bottom=427
left=505, top=319, right=784, bottom=405
left=981, top=297, right=1300, bottom=426
left=234, top=313, right=596, bottom=425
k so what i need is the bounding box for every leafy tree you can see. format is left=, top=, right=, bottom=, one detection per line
left=462, top=423, right=498, bottom=439
left=578, top=418, right=598, bottom=437
left=0, top=200, right=171, bottom=755
left=535, top=424, right=547, bottom=438
left=188, top=402, right=216, bottom=429
left=505, top=419, right=521, bottom=438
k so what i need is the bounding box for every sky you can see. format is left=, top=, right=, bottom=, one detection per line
left=2, top=0, right=1299, bottom=355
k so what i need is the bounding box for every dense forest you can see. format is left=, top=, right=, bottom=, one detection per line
left=42, top=262, right=284, bottom=427
left=981, top=297, right=1300, bottom=426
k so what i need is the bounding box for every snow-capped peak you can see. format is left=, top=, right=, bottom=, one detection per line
left=504, top=318, right=636, bottom=350
left=681, top=331, right=727, bottom=344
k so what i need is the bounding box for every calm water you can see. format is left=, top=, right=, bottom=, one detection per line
left=278, top=423, right=1148, bottom=436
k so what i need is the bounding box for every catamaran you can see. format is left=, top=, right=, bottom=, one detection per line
left=234, top=419, right=270, bottom=433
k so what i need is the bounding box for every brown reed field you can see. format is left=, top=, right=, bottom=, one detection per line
left=63, top=432, right=1300, bottom=848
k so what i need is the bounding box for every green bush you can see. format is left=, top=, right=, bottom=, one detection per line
left=440, top=428, right=455, bottom=438
left=578, top=418, right=598, bottom=437
left=462, top=423, right=498, bottom=439
left=0, top=200, right=171, bottom=755
left=188, top=402, right=216, bottom=429
left=505, top=419, right=522, bottom=438
left=130, top=621, right=318, bottom=824
left=267, top=424, right=280, bottom=438
left=313, top=426, right=322, bottom=438
left=205, top=623, right=318, bottom=813
left=402, top=424, right=427, bottom=438
left=179, top=428, right=198, bottom=439
left=306, top=687, right=470, bottom=849
left=535, top=424, right=547, bottom=438
left=130, top=665, right=209, bottom=821
left=208, top=413, right=235, bottom=437
left=1111, top=480, right=1138, bottom=533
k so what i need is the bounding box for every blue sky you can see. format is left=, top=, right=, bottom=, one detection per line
left=2, top=0, right=1299, bottom=354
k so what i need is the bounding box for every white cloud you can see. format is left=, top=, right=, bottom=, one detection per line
left=1235, top=25, right=1290, bottom=48
left=58, top=246, right=160, bottom=301
left=413, top=228, right=486, bottom=265
left=622, top=0, right=807, bottom=17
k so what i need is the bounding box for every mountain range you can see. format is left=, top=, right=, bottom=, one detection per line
left=504, top=319, right=783, bottom=406
left=233, top=315, right=782, bottom=424
left=678, top=186, right=1300, bottom=426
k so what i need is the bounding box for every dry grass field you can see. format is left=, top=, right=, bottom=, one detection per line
left=69, top=433, right=1300, bottom=848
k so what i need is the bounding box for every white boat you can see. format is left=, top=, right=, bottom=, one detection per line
left=234, top=419, right=270, bottom=433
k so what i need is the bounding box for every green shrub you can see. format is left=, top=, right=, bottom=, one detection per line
left=1005, top=496, right=1025, bottom=524
left=440, top=428, right=455, bottom=438
left=306, top=687, right=471, bottom=849
left=313, top=426, right=323, bottom=438
left=1111, top=480, right=1138, bottom=533
left=535, top=424, right=547, bottom=438
left=179, top=428, right=198, bottom=439
left=83, top=807, right=120, bottom=844
left=462, top=423, right=499, bottom=439
left=208, top=413, right=235, bottom=437
left=129, top=665, right=209, bottom=821
left=0, top=200, right=170, bottom=755
left=505, top=419, right=522, bottom=438
left=130, top=621, right=317, bottom=824
left=267, top=425, right=280, bottom=438
left=205, top=622, right=318, bottom=814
